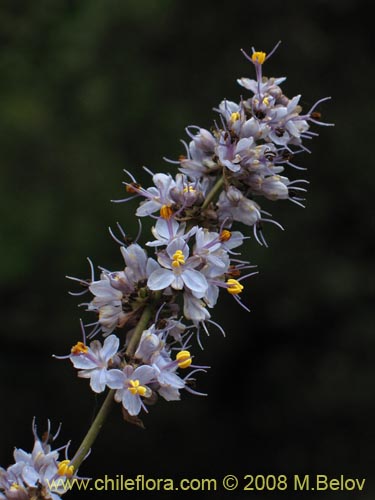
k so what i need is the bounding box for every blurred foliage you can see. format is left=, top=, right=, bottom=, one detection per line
left=1, top=1, right=374, bottom=498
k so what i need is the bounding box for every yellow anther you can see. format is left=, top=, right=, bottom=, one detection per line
left=262, top=97, right=270, bottom=106
left=251, top=51, right=266, bottom=65
left=226, top=279, right=244, bottom=295
left=219, top=229, right=232, bottom=242
left=172, top=250, right=185, bottom=268
left=176, top=350, right=192, bottom=369
left=10, top=483, right=21, bottom=491
left=128, top=379, right=147, bottom=396
left=57, top=460, right=74, bottom=477
left=230, top=111, right=241, bottom=122
left=71, top=341, right=88, bottom=355
left=183, top=185, right=196, bottom=194
left=160, top=205, right=173, bottom=219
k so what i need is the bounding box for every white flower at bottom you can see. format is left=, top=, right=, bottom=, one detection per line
left=107, top=365, right=155, bottom=416
left=0, top=422, right=75, bottom=500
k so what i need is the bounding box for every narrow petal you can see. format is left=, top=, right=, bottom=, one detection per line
left=158, top=386, right=181, bottom=401
left=172, top=275, right=184, bottom=290
left=136, top=200, right=161, bottom=217
left=71, top=355, right=98, bottom=370
left=101, top=335, right=120, bottom=361
left=90, top=368, right=107, bottom=393
left=123, top=392, right=142, bottom=416
left=158, top=370, right=185, bottom=389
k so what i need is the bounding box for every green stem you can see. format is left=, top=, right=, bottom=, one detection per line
left=69, top=175, right=226, bottom=471
left=70, top=388, right=115, bottom=470
left=70, top=299, right=159, bottom=471
left=125, top=301, right=155, bottom=357
left=201, top=175, right=224, bottom=211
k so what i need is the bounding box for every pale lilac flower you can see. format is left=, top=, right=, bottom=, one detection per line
left=183, top=292, right=210, bottom=323
left=69, top=335, right=120, bottom=393
left=169, top=173, right=204, bottom=207
left=151, top=353, right=185, bottom=401
left=267, top=95, right=310, bottom=146
left=146, top=218, right=196, bottom=248
left=178, top=128, right=218, bottom=179
left=147, top=238, right=208, bottom=297
left=107, top=365, right=155, bottom=416
left=134, top=325, right=164, bottom=363
left=0, top=422, right=75, bottom=500
left=121, top=243, right=156, bottom=283
left=217, top=186, right=262, bottom=227
left=217, top=134, right=255, bottom=173
left=88, top=273, right=127, bottom=334
left=87, top=243, right=159, bottom=335
left=237, top=75, right=286, bottom=95
left=135, top=173, right=176, bottom=217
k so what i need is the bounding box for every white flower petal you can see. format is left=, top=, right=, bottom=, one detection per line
left=71, top=355, right=97, bottom=370
left=146, top=258, right=160, bottom=276
left=22, top=466, right=40, bottom=487
left=123, top=391, right=142, bottom=416
left=158, top=386, right=181, bottom=401
left=133, top=365, right=155, bottom=384
left=183, top=293, right=210, bottom=322
left=136, top=200, right=161, bottom=217
left=106, top=369, right=125, bottom=389
left=101, top=335, right=120, bottom=361
left=90, top=369, right=107, bottom=393
left=147, top=268, right=174, bottom=290
left=182, top=269, right=208, bottom=296
left=172, top=275, right=184, bottom=290
left=158, top=370, right=185, bottom=389
left=166, top=238, right=189, bottom=259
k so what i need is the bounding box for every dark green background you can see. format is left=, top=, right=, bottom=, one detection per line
left=1, top=1, right=374, bottom=498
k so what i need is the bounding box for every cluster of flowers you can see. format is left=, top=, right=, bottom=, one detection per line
left=1, top=43, right=330, bottom=500
left=0, top=422, right=74, bottom=500
left=65, top=42, right=330, bottom=420
left=57, top=318, right=209, bottom=419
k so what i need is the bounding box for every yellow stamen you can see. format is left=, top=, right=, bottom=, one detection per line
left=57, top=460, right=74, bottom=477
left=219, top=229, right=232, bottom=242
left=251, top=51, right=266, bottom=65
left=176, top=350, right=192, bottom=369
left=230, top=111, right=241, bottom=122
left=10, top=483, right=21, bottom=491
left=172, top=250, right=185, bottom=268
left=71, top=341, right=88, bottom=355
left=226, top=279, right=244, bottom=295
left=128, top=379, right=147, bottom=396
left=262, top=96, right=270, bottom=106
left=160, top=205, right=173, bottom=219
left=183, top=185, right=196, bottom=193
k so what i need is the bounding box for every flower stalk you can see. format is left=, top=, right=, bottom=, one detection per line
left=0, top=42, right=332, bottom=500
left=70, top=388, right=115, bottom=471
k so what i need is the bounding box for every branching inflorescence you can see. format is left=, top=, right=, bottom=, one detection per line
left=0, top=43, right=332, bottom=500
